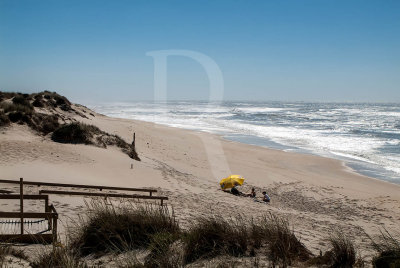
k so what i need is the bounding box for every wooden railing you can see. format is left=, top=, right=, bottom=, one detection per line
left=0, top=178, right=168, bottom=243
left=0, top=178, right=58, bottom=244
left=39, top=190, right=168, bottom=205
left=0, top=179, right=157, bottom=196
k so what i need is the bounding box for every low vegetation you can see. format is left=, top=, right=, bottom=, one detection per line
left=13, top=200, right=399, bottom=267
left=257, top=213, right=311, bottom=267
left=371, top=229, right=400, bottom=268
left=0, top=91, right=66, bottom=134
left=328, top=232, right=357, bottom=267
left=65, top=202, right=311, bottom=267
left=0, top=91, right=140, bottom=160
left=51, top=122, right=140, bottom=160
left=0, top=110, right=10, bottom=127
left=30, top=247, right=86, bottom=268
left=69, top=200, right=179, bottom=256
left=183, top=216, right=248, bottom=263
left=51, top=123, right=101, bottom=144
left=0, top=244, right=28, bottom=266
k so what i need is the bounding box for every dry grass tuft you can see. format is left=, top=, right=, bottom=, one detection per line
left=183, top=215, right=248, bottom=264
left=69, top=200, right=179, bottom=257
left=371, top=229, right=400, bottom=268
left=30, top=246, right=87, bottom=268
left=328, top=232, right=357, bottom=268
left=0, top=244, right=28, bottom=266
left=256, top=213, right=311, bottom=267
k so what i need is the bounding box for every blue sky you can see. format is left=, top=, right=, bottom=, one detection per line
left=0, top=0, right=399, bottom=102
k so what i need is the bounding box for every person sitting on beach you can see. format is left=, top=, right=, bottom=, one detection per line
left=246, top=188, right=256, bottom=198
left=230, top=184, right=241, bottom=196
left=262, top=191, right=270, bottom=202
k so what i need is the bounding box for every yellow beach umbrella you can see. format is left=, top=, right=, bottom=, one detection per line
left=220, top=175, right=245, bottom=190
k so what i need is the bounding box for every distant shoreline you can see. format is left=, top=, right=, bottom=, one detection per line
left=90, top=102, right=400, bottom=185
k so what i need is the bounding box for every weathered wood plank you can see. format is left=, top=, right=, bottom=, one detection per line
left=0, top=179, right=157, bottom=193
left=0, top=212, right=57, bottom=218
left=0, top=234, right=53, bottom=244
left=39, top=190, right=168, bottom=200
left=0, top=194, right=49, bottom=200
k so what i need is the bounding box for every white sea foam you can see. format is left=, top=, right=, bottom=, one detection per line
left=91, top=101, right=400, bottom=183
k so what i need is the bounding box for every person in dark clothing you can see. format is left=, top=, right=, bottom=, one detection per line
left=247, top=188, right=256, bottom=198
left=231, top=184, right=240, bottom=196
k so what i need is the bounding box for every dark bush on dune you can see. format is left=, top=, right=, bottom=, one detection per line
left=0, top=110, right=10, bottom=127
left=8, top=111, right=24, bottom=123
left=51, top=123, right=95, bottom=144
left=52, top=122, right=140, bottom=160
left=69, top=201, right=179, bottom=256
left=12, top=94, right=33, bottom=108
left=30, top=113, right=60, bottom=135
left=32, top=98, right=44, bottom=108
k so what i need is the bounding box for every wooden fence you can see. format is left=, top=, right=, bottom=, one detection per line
left=0, top=178, right=58, bottom=244
left=0, top=178, right=168, bottom=243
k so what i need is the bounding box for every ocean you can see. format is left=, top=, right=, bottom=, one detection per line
left=91, top=101, right=400, bottom=184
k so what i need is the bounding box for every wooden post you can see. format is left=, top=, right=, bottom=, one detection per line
left=45, top=196, right=49, bottom=213
left=52, top=215, right=58, bottom=243
left=20, top=178, right=24, bottom=235
left=132, top=132, right=136, bottom=149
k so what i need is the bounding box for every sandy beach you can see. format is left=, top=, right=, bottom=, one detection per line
left=1, top=102, right=399, bottom=263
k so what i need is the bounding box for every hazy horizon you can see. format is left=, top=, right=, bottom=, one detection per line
left=1, top=0, right=399, bottom=103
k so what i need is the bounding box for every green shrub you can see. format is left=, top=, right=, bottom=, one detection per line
left=30, top=113, right=59, bottom=134
left=52, top=122, right=140, bottom=160
left=12, top=94, right=32, bottom=108
left=0, top=110, right=10, bottom=127
left=8, top=111, right=24, bottom=122
left=32, top=98, right=44, bottom=107
left=51, top=123, right=94, bottom=144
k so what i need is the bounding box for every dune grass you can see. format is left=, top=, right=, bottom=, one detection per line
left=371, top=229, right=400, bottom=268
left=183, top=215, right=248, bottom=264
left=64, top=201, right=311, bottom=267
left=249, top=213, right=311, bottom=267
left=30, top=246, right=86, bottom=268
left=0, top=244, right=28, bottom=266
left=328, top=232, right=357, bottom=267
left=69, top=200, right=179, bottom=256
